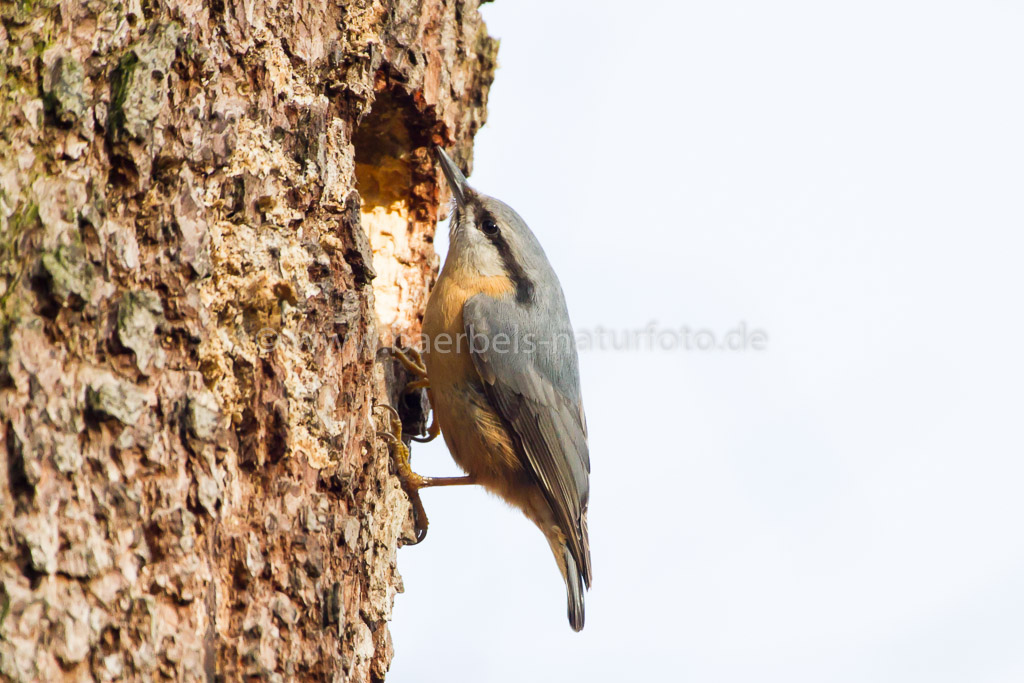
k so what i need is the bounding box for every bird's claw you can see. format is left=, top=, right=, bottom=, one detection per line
left=390, top=347, right=429, bottom=382
left=374, top=403, right=429, bottom=544
left=387, top=347, right=440, bottom=443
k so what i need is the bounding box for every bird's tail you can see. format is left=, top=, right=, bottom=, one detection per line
left=563, top=546, right=586, bottom=632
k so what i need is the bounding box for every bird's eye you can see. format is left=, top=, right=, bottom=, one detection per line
left=481, top=219, right=499, bottom=236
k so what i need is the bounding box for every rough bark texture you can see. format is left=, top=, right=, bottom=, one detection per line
left=0, top=0, right=496, bottom=679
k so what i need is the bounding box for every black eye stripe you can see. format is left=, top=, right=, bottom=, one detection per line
left=480, top=219, right=534, bottom=304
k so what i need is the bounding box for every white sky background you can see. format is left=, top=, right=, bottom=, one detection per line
left=388, top=2, right=1024, bottom=681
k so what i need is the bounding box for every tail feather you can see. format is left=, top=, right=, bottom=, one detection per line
left=579, top=514, right=592, bottom=588
left=564, top=548, right=585, bottom=632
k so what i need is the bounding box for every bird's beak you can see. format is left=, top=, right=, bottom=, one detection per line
left=435, top=146, right=468, bottom=207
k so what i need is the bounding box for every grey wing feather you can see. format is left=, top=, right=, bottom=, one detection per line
left=464, top=295, right=592, bottom=586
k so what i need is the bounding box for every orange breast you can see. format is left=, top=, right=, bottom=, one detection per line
left=422, top=267, right=529, bottom=499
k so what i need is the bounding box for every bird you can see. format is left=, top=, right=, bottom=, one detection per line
left=387, top=146, right=592, bottom=631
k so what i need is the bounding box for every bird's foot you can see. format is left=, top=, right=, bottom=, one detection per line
left=392, top=347, right=428, bottom=383
left=389, top=347, right=440, bottom=443
left=410, top=407, right=440, bottom=444
left=376, top=404, right=475, bottom=489
left=376, top=403, right=430, bottom=543
left=375, top=403, right=477, bottom=544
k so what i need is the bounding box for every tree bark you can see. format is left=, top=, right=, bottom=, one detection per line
left=0, top=0, right=496, bottom=679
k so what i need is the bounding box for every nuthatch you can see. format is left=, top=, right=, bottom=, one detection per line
left=390, top=147, right=592, bottom=631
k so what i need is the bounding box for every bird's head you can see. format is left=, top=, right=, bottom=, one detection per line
left=435, top=147, right=552, bottom=304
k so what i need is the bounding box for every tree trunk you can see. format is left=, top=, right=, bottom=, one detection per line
left=0, top=0, right=496, bottom=679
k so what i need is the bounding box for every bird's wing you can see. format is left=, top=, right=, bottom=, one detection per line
left=463, top=295, right=591, bottom=585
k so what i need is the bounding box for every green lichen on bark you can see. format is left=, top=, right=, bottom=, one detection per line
left=107, top=50, right=140, bottom=142
left=39, top=240, right=93, bottom=303
left=116, top=289, right=165, bottom=373
left=0, top=202, right=39, bottom=314
left=107, top=23, right=181, bottom=143
left=41, top=51, right=87, bottom=125
left=85, top=373, right=148, bottom=424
